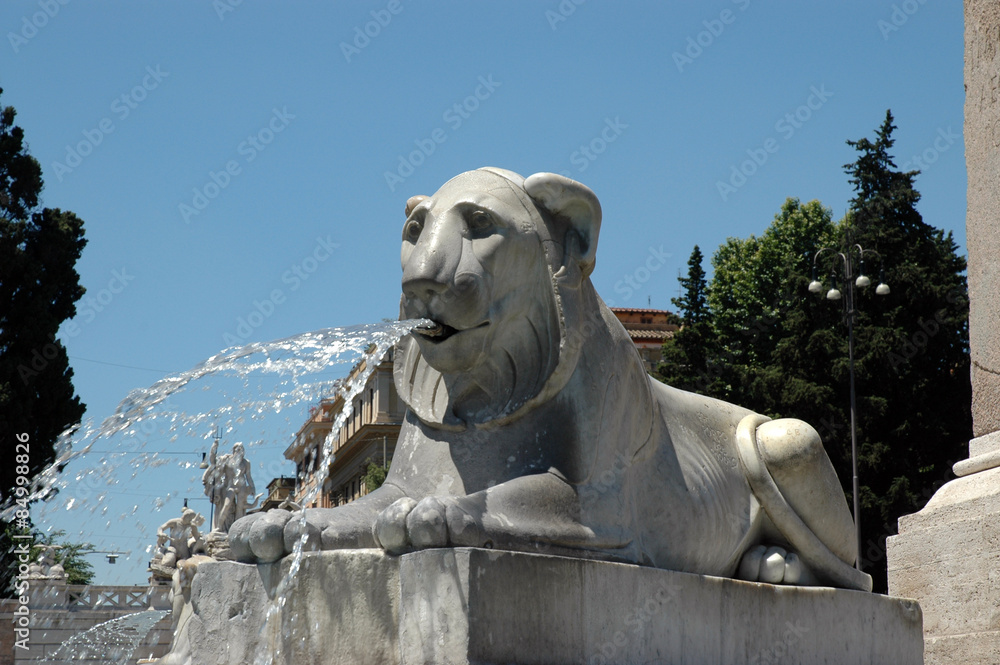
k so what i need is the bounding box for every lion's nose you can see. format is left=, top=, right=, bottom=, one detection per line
left=402, top=220, right=461, bottom=303
left=402, top=275, right=449, bottom=302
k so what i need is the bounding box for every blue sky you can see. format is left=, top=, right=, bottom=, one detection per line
left=2, top=1, right=966, bottom=584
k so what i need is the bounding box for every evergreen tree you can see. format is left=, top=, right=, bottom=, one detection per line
left=655, top=112, right=971, bottom=592
left=672, top=245, right=708, bottom=325
left=0, top=89, right=88, bottom=596
left=658, top=246, right=724, bottom=396
left=834, top=111, right=971, bottom=589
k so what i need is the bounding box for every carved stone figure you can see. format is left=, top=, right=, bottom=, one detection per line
left=150, top=507, right=207, bottom=580
left=25, top=545, right=67, bottom=581
left=202, top=438, right=225, bottom=531
left=204, top=441, right=260, bottom=533
left=231, top=168, right=870, bottom=591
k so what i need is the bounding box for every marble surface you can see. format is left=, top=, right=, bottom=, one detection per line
left=232, top=168, right=868, bottom=591
left=165, top=548, right=922, bottom=665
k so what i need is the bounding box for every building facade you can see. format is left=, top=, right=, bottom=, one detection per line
left=609, top=307, right=678, bottom=373
left=283, top=349, right=404, bottom=509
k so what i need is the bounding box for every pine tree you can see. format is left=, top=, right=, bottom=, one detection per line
left=0, top=89, right=88, bottom=596
left=834, top=111, right=971, bottom=590
left=672, top=245, right=708, bottom=325
left=658, top=246, right=724, bottom=396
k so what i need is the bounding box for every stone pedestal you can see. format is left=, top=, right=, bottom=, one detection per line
left=170, top=548, right=922, bottom=665
left=887, top=432, right=1000, bottom=664
left=884, top=3, right=1000, bottom=663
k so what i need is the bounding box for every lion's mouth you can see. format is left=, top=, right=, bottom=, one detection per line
left=414, top=320, right=488, bottom=343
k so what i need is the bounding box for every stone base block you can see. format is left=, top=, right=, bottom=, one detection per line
left=175, top=548, right=922, bottom=665
left=888, top=465, right=1000, bottom=663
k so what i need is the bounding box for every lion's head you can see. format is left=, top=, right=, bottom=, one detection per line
left=395, top=168, right=602, bottom=430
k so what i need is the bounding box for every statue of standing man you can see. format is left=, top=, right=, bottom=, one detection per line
left=203, top=440, right=260, bottom=533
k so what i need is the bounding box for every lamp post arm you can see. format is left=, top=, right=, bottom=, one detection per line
left=812, top=247, right=849, bottom=277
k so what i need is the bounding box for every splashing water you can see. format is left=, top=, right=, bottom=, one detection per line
left=254, top=331, right=408, bottom=665
left=3, top=319, right=429, bottom=664
left=3, top=320, right=426, bottom=522
left=41, top=609, right=170, bottom=664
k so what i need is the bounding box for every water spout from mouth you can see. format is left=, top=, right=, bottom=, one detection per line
left=413, top=321, right=445, bottom=337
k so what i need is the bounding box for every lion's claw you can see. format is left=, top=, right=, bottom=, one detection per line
left=373, top=495, right=484, bottom=554
left=373, top=497, right=418, bottom=553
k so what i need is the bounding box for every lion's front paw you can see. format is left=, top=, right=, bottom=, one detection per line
left=737, top=545, right=818, bottom=585
left=229, top=510, right=294, bottom=563
left=372, top=496, right=484, bottom=554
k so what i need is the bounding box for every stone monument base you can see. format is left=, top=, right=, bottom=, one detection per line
left=170, top=548, right=922, bottom=665
left=888, top=431, right=1000, bottom=664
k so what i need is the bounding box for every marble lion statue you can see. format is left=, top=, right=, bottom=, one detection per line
left=231, top=167, right=871, bottom=591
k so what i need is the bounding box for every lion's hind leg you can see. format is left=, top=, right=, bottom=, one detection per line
left=735, top=415, right=872, bottom=591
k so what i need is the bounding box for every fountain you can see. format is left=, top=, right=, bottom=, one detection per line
left=164, top=168, right=923, bottom=664
left=7, top=169, right=925, bottom=664
left=40, top=609, right=169, bottom=664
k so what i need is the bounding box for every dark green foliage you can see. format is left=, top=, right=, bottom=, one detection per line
left=656, top=112, right=971, bottom=593
left=0, top=89, right=88, bottom=596
left=834, top=110, right=971, bottom=591
left=672, top=245, right=708, bottom=325
left=363, top=458, right=389, bottom=494
left=658, top=246, right=725, bottom=395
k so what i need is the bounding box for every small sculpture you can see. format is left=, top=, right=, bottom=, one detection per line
left=231, top=168, right=870, bottom=591
left=149, top=507, right=207, bottom=581
left=203, top=440, right=261, bottom=533
left=24, top=544, right=67, bottom=581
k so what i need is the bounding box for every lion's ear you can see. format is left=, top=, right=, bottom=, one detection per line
left=405, top=195, right=429, bottom=217
left=524, top=173, right=602, bottom=278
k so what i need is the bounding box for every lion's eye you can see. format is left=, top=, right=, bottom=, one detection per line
left=403, top=218, right=423, bottom=242
left=467, top=210, right=493, bottom=234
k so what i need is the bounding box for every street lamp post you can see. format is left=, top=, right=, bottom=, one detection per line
left=808, top=243, right=889, bottom=572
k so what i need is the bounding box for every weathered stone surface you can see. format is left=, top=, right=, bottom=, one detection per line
left=887, top=467, right=1000, bottom=660
left=172, top=548, right=921, bottom=665
left=167, top=550, right=399, bottom=665
left=232, top=168, right=867, bottom=592
left=965, top=0, right=1000, bottom=437
left=970, top=429, right=1000, bottom=458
